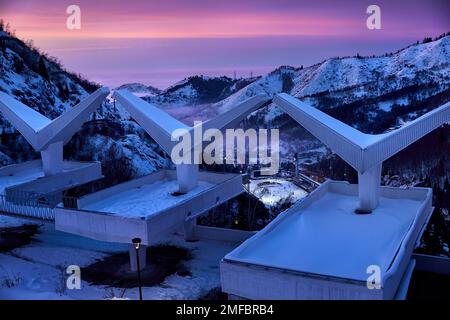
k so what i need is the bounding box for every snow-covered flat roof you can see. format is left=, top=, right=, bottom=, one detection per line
left=0, top=165, right=44, bottom=194
left=224, top=181, right=431, bottom=283
left=83, top=179, right=214, bottom=218
left=56, top=170, right=244, bottom=245
left=0, top=160, right=102, bottom=195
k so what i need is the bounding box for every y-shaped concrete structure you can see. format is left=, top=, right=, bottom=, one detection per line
left=114, top=90, right=269, bottom=193
left=0, top=87, right=109, bottom=176
left=274, top=93, right=450, bottom=212
left=222, top=95, right=449, bottom=300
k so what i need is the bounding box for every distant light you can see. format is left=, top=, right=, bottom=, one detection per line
left=132, top=237, right=142, bottom=250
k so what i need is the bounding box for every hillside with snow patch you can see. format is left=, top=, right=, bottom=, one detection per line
left=0, top=31, right=170, bottom=180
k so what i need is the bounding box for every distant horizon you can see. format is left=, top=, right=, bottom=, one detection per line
left=110, top=33, right=449, bottom=91
left=1, top=0, right=449, bottom=89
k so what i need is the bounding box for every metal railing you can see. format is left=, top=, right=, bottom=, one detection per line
left=0, top=193, right=55, bottom=220
left=62, top=196, right=79, bottom=209
left=4, top=189, right=62, bottom=208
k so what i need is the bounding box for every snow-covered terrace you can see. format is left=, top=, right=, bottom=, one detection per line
left=221, top=180, right=432, bottom=299
left=83, top=179, right=213, bottom=217
left=0, top=160, right=45, bottom=195
left=0, top=159, right=102, bottom=219
left=55, top=170, right=243, bottom=245
left=0, top=159, right=102, bottom=196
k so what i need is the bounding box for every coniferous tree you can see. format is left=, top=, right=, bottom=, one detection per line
left=281, top=73, right=294, bottom=93
left=0, top=20, right=5, bottom=53
left=38, top=56, right=50, bottom=81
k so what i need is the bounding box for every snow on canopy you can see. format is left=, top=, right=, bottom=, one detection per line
left=113, top=89, right=269, bottom=155
left=0, top=92, right=51, bottom=132
left=274, top=93, right=450, bottom=173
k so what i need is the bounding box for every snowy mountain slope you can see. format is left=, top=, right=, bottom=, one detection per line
left=114, top=36, right=449, bottom=133
left=217, top=66, right=296, bottom=113
left=144, top=75, right=258, bottom=107
left=115, top=83, right=161, bottom=97
left=292, top=36, right=449, bottom=105
left=213, top=35, right=450, bottom=129
left=0, top=31, right=169, bottom=180
left=0, top=50, right=90, bottom=120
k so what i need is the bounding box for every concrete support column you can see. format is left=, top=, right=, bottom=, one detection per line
left=176, top=164, right=198, bottom=193
left=129, top=244, right=147, bottom=272
left=184, top=216, right=198, bottom=242
left=40, top=141, right=63, bottom=176
left=357, top=163, right=382, bottom=213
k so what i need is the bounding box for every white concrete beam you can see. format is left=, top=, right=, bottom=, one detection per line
left=274, top=93, right=450, bottom=173
left=113, top=90, right=188, bottom=155
left=0, top=92, right=50, bottom=150
left=201, top=95, right=270, bottom=133
left=37, top=87, right=110, bottom=150
left=0, top=87, right=109, bottom=151
left=114, top=90, right=269, bottom=194
left=113, top=90, right=270, bottom=156
left=274, top=93, right=450, bottom=211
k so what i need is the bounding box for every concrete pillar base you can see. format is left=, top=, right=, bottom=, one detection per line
left=184, top=217, right=198, bottom=242
left=129, top=244, right=147, bottom=272
left=176, top=164, right=199, bottom=193
left=41, top=141, right=63, bottom=176
left=357, top=164, right=382, bottom=212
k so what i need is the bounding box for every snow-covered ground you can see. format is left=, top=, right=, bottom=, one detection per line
left=0, top=214, right=39, bottom=228
left=83, top=179, right=214, bottom=218
left=249, top=178, right=308, bottom=207
left=0, top=214, right=237, bottom=300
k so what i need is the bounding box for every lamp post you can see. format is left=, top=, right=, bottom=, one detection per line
left=132, top=237, right=143, bottom=301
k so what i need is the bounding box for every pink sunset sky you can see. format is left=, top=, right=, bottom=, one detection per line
left=0, top=0, right=449, bottom=88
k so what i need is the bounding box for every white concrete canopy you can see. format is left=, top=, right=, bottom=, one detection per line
left=221, top=180, right=433, bottom=299
left=0, top=87, right=109, bottom=175
left=113, top=90, right=269, bottom=193
left=274, top=93, right=450, bottom=211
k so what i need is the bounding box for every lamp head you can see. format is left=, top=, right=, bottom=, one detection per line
left=132, top=237, right=142, bottom=250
